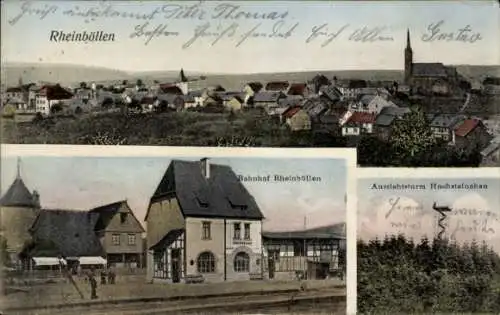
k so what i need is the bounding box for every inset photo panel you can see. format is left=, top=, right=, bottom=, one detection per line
left=0, top=145, right=357, bottom=315
left=357, top=167, right=500, bottom=314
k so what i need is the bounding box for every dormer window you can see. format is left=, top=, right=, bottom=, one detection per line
left=196, top=197, right=209, bottom=208
left=120, top=213, right=128, bottom=223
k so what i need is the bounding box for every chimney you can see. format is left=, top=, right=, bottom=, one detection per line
left=200, top=158, right=210, bottom=179
left=32, top=190, right=41, bottom=209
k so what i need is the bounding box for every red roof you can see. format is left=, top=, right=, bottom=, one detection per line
left=454, top=119, right=480, bottom=137
left=160, top=85, right=183, bottom=95
left=287, top=83, right=307, bottom=96
left=347, top=112, right=376, bottom=124
left=38, top=85, right=73, bottom=100
left=282, top=106, right=302, bottom=118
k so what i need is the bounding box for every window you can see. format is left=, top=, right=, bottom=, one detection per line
left=233, top=223, right=241, bottom=240
left=293, top=242, right=305, bottom=256
left=120, top=213, right=128, bottom=223
left=234, top=252, right=250, bottom=272
left=128, top=234, right=136, bottom=245
left=112, top=234, right=120, bottom=245
left=197, top=251, right=215, bottom=273
left=202, top=221, right=211, bottom=240
left=244, top=223, right=250, bottom=240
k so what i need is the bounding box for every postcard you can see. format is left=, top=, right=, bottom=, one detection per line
left=0, top=0, right=498, bottom=167
left=357, top=167, right=500, bottom=314
left=0, top=145, right=356, bottom=315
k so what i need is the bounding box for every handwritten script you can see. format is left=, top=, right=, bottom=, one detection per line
left=377, top=196, right=498, bottom=239
left=6, top=1, right=484, bottom=48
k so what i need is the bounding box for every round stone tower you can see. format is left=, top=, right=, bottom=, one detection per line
left=0, top=158, right=40, bottom=265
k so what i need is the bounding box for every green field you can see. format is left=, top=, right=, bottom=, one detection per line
left=1, top=110, right=322, bottom=146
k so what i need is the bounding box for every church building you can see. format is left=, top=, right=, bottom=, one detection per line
left=404, top=29, right=463, bottom=96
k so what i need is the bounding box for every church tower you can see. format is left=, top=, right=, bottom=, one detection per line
left=404, top=29, right=413, bottom=85
left=0, top=158, right=40, bottom=266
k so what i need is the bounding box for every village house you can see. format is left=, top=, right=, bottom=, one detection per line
left=336, top=80, right=368, bottom=99
left=374, top=107, right=411, bottom=141
left=308, top=74, right=331, bottom=94
left=182, top=94, right=197, bottom=108
left=341, top=111, right=376, bottom=136
left=90, top=200, right=145, bottom=269
left=251, top=91, right=286, bottom=108
left=453, top=118, right=492, bottom=152
left=21, top=209, right=107, bottom=271
left=225, top=94, right=246, bottom=112
left=287, top=83, right=309, bottom=97
left=5, top=87, right=24, bottom=102
left=146, top=158, right=265, bottom=284
left=262, top=224, right=345, bottom=280
left=319, top=85, right=343, bottom=103
left=315, top=108, right=343, bottom=135
left=200, top=92, right=224, bottom=109
left=140, top=96, right=157, bottom=112
left=35, top=84, right=74, bottom=116
left=302, top=98, right=329, bottom=123
left=278, top=95, right=304, bottom=108
left=282, top=106, right=312, bottom=131
left=243, top=82, right=264, bottom=98
left=481, top=136, right=500, bottom=166
left=353, top=95, right=398, bottom=115
left=157, top=94, right=185, bottom=111
left=428, top=114, right=466, bottom=143
left=483, top=77, right=500, bottom=95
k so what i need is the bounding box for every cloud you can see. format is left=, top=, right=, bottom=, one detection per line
left=261, top=191, right=345, bottom=231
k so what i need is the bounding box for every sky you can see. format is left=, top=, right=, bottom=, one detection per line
left=1, top=155, right=346, bottom=232
left=358, top=177, right=500, bottom=253
left=1, top=0, right=498, bottom=73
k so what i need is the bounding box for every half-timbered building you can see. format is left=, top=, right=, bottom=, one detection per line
left=262, top=224, right=346, bottom=280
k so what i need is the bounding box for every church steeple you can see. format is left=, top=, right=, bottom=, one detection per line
left=16, top=157, right=21, bottom=179
left=404, top=28, right=413, bottom=85
left=406, top=28, right=411, bottom=50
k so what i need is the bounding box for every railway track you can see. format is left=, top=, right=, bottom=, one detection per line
left=5, top=288, right=345, bottom=315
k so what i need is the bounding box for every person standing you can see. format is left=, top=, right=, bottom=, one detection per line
left=88, top=268, right=98, bottom=299
left=108, top=264, right=116, bottom=284
left=100, top=267, right=107, bottom=285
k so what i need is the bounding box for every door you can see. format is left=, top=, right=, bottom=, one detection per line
left=171, top=249, right=181, bottom=283
left=268, top=257, right=275, bottom=279
left=268, top=250, right=279, bottom=280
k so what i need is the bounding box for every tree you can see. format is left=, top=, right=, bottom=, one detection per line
left=122, top=80, right=129, bottom=86
left=79, top=82, right=88, bottom=89
left=390, top=107, right=436, bottom=163
left=136, top=79, right=143, bottom=87
left=101, top=97, right=114, bottom=109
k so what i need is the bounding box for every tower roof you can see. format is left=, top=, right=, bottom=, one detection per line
left=0, top=177, right=36, bottom=208
left=0, top=158, right=36, bottom=208
left=406, top=28, right=411, bottom=49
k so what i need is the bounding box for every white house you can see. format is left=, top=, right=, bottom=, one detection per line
left=145, top=158, right=264, bottom=283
